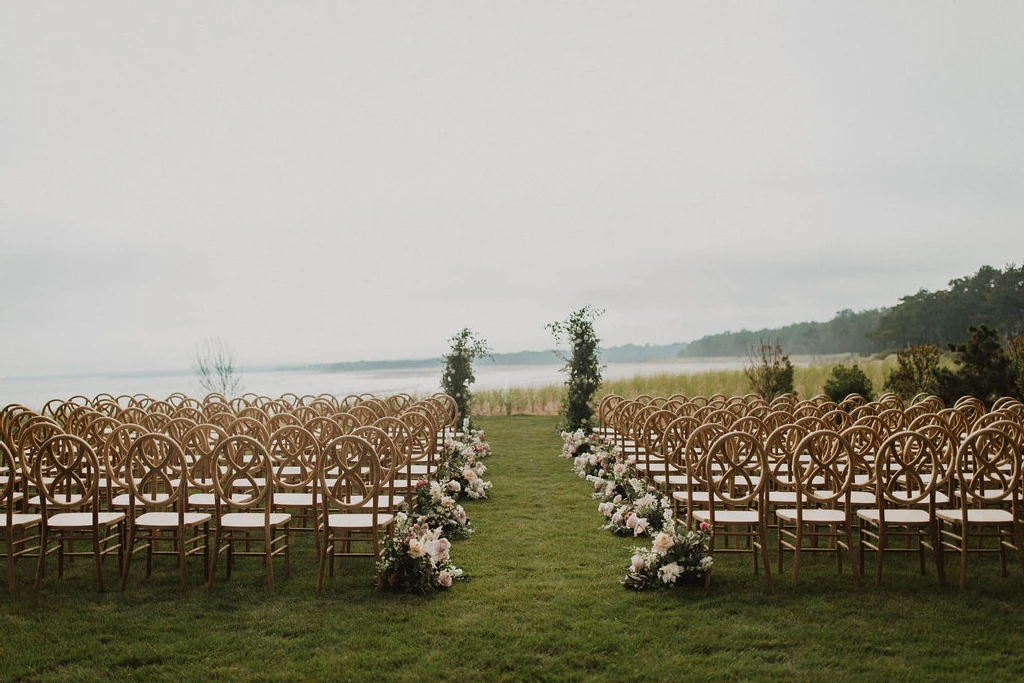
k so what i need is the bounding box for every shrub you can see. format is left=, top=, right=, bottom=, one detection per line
left=941, top=325, right=1016, bottom=406
left=547, top=306, right=604, bottom=433
left=883, top=344, right=941, bottom=400
left=823, top=364, right=874, bottom=403
left=744, top=341, right=794, bottom=402
left=1007, top=334, right=1024, bottom=400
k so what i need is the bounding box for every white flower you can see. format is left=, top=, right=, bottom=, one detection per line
left=598, top=502, right=614, bottom=517
left=630, top=554, right=645, bottom=572
left=611, top=511, right=623, bottom=526
left=700, top=556, right=714, bottom=571
left=652, top=531, right=675, bottom=555
left=438, top=570, right=453, bottom=588
left=625, top=513, right=639, bottom=530
left=632, top=517, right=649, bottom=536
left=659, top=562, right=682, bottom=584
left=447, top=480, right=462, bottom=492
left=408, top=538, right=426, bottom=559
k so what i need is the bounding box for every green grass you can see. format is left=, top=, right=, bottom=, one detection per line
left=4, top=415, right=1024, bottom=680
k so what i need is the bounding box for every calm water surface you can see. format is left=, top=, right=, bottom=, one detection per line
left=0, top=358, right=747, bottom=410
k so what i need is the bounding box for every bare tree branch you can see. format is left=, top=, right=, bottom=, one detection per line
left=193, top=337, right=243, bottom=397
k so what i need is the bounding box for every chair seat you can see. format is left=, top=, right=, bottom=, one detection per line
left=776, top=508, right=847, bottom=524
left=768, top=490, right=800, bottom=505
left=692, top=509, right=759, bottom=525
left=134, top=511, right=212, bottom=528
left=361, top=495, right=405, bottom=510
left=47, top=511, right=125, bottom=529
left=652, top=473, right=689, bottom=486
left=29, top=494, right=84, bottom=507
left=857, top=508, right=931, bottom=525
left=671, top=491, right=711, bottom=504
left=189, top=492, right=252, bottom=507
left=274, top=492, right=314, bottom=507
left=7, top=512, right=41, bottom=527
left=112, top=492, right=171, bottom=508
left=326, top=512, right=396, bottom=530
left=936, top=508, right=1014, bottom=524
left=220, top=512, right=292, bottom=529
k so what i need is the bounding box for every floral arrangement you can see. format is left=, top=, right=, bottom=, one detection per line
left=411, top=479, right=473, bottom=540
left=439, top=427, right=493, bottom=500
left=377, top=512, right=465, bottom=594
left=560, top=428, right=620, bottom=479
left=598, top=480, right=675, bottom=538
left=622, top=523, right=713, bottom=590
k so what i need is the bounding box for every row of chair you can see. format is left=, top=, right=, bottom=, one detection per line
left=1, top=392, right=461, bottom=594
left=595, top=392, right=1024, bottom=589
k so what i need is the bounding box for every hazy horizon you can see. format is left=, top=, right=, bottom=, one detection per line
left=4, top=3, right=1023, bottom=378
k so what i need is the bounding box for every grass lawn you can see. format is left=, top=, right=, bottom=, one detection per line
left=3, top=415, right=1024, bottom=681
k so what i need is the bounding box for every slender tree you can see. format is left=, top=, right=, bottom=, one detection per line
left=193, top=337, right=243, bottom=397
left=547, top=306, right=604, bottom=432
left=440, top=328, right=492, bottom=428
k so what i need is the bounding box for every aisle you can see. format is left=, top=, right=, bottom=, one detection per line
left=455, top=416, right=637, bottom=625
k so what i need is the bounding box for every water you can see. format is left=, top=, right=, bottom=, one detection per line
left=0, top=358, right=747, bottom=411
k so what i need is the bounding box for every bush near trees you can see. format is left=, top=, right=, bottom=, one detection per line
left=193, top=337, right=243, bottom=397
left=744, top=340, right=794, bottom=402
left=547, top=306, right=604, bottom=433
left=883, top=344, right=942, bottom=400
left=440, top=328, right=492, bottom=428
left=936, top=325, right=1017, bottom=407
left=823, top=364, right=874, bottom=403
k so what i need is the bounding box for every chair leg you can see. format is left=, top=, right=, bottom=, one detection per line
left=932, top=522, right=945, bottom=587
left=93, top=529, right=105, bottom=593
left=207, top=528, right=222, bottom=589
left=120, top=525, right=137, bottom=591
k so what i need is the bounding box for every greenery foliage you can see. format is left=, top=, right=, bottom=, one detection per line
left=440, top=328, right=491, bottom=428
left=823, top=363, right=875, bottom=403
left=680, top=263, right=1024, bottom=359
left=744, top=341, right=794, bottom=402
left=874, top=264, right=1024, bottom=348
left=547, top=306, right=604, bottom=432
left=883, top=344, right=942, bottom=399
left=937, top=324, right=1017, bottom=406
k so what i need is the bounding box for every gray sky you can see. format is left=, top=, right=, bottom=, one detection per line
left=2, top=2, right=1023, bottom=378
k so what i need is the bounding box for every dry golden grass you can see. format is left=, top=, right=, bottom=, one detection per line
left=472, top=356, right=897, bottom=415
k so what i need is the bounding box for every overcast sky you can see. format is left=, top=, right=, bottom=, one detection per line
left=2, top=2, right=1023, bottom=378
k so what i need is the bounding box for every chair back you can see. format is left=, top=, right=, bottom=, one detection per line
left=35, top=434, right=102, bottom=513
left=317, top=435, right=382, bottom=514
left=211, top=435, right=273, bottom=511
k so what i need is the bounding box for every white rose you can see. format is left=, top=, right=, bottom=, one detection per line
left=652, top=532, right=675, bottom=555
left=630, top=555, right=645, bottom=572
left=633, top=517, right=649, bottom=536
left=408, top=538, right=426, bottom=559
left=438, top=570, right=453, bottom=588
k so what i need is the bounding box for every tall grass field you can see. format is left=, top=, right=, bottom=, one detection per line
left=473, top=356, right=897, bottom=415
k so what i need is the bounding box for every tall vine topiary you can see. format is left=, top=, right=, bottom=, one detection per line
left=440, top=328, right=492, bottom=428
left=547, top=306, right=604, bottom=433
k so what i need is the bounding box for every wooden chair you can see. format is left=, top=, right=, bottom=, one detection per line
left=937, top=427, right=1024, bottom=589
left=856, top=430, right=946, bottom=586
left=2, top=441, right=40, bottom=593
left=120, top=433, right=211, bottom=591
left=207, top=435, right=291, bottom=591
left=315, top=434, right=395, bottom=594
left=691, top=431, right=773, bottom=586
left=34, top=435, right=126, bottom=592
left=266, top=425, right=320, bottom=540
left=776, top=430, right=860, bottom=585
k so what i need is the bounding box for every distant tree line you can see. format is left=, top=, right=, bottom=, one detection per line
left=681, top=264, right=1024, bottom=357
